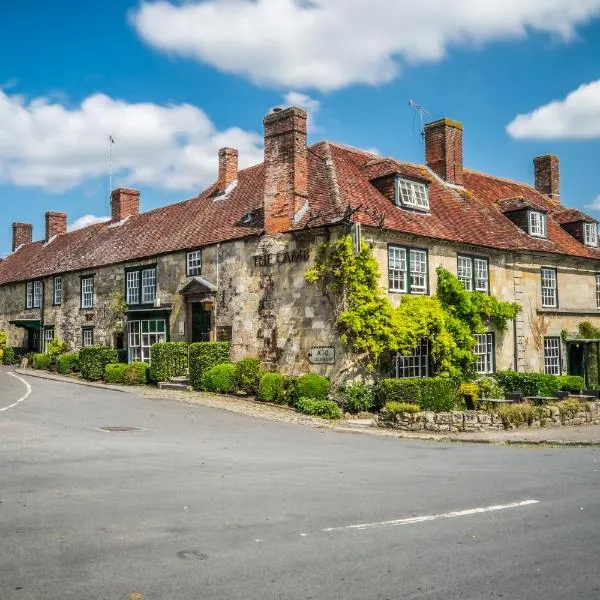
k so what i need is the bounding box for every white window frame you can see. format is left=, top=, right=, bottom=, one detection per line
left=596, top=274, right=600, bottom=309
left=528, top=211, right=547, bottom=238
left=53, top=276, right=62, bottom=305
left=395, top=177, right=429, bottom=211
left=388, top=245, right=428, bottom=294
left=474, top=333, right=494, bottom=374
left=43, top=327, right=54, bottom=353
left=457, top=256, right=473, bottom=291
left=126, top=271, right=140, bottom=304
left=82, top=327, right=94, bottom=347
left=395, top=339, right=430, bottom=378
left=26, top=282, right=34, bottom=309
left=458, top=256, right=489, bottom=293
left=81, top=277, right=94, bottom=309
left=127, top=319, right=167, bottom=364
left=409, top=249, right=427, bottom=294
left=541, top=267, right=558, bottom=308
left=584, top=222, right=598, bottom=247
left=141, top=268, right=156, bottom=304
left=27, top=280, right=43, bottom=309
left=544, top=337, right=562, bottom=375
left=187, top=250, right=202, bottom=277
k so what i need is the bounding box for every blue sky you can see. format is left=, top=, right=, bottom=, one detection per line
left=1, top=0, right=600, bottom=256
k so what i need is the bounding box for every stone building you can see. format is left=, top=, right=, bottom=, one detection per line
left=1, top=106, right=599, bottom=380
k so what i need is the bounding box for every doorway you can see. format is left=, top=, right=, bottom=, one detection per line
left=191, top=303, right=211, bottom=342
left=567, top=344, right=584, bottom=378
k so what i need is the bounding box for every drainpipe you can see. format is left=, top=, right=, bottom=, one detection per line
left=213, top=243, right=220, bottom=342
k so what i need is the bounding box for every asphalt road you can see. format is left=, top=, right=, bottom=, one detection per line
left=1, top=366, right=599, bottom=600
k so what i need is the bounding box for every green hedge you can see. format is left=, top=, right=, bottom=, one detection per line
left=104, top=362, right=149, bottom=385
left=189, top=342, right=230, bottom=390
left=57, top=353, right=79, bottom=375
left=337, top=382, right=375, bottom=414
left=33, top=353, right=52, bottom=370
left=2, top=347, right=16, bottom=365
left=257, top=372, right=294, bottom=404
left=104, top=363, right=128, bottom=384
left=376, top=378, right=457, bottom=412
left=295, top=397, right=341, bottom=419
left=556, top=375, right=584, bottom=391
left=494, top=371, right=584, bottom=396
left=79, top=347, right=119, bottom=381
left=202, top=363, right=238, bottom=393
left=236, top=358, right=263, bottom=395
left=292, top=374, right=330, bottom=403
left=150, top=342, right=188, bottom=383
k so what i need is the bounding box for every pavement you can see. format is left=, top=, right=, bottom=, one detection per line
left=1, top=366, right=600, bottom=600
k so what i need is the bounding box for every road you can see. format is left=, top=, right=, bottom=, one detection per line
left=1, top=365, right=599, bottom=600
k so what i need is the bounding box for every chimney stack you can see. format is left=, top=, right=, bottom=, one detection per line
left=263, top=106, right=308, bottom=235
left=12, top=222, right=33, bottom=252
left=45, top=211, right=67, bottom=242
left=111, top=188, right=140, bottom=222
left=533, top=155, right=560, bottom=204
left=424, top=118, right=464, bottom=186
left=217, top=147, right=238, bottom=192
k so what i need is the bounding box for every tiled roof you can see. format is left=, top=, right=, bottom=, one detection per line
left=496, top=197, right=546, bottom=213
left=554, top=208, right=598, bottom=225
left=2, top=140, right=599, bottom=286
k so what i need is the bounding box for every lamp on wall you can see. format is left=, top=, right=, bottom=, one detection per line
left=202, top=299, right=214, bottom=312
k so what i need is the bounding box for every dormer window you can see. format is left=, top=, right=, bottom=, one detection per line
left=528, top=210, right=547, bottom=238
left=395, top=178, right=429, bottom=211
left=584, top=222, right=598, bottom=247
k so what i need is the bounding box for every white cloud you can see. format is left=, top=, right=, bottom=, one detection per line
left=68, top=215, right=111, bottom=231
left=507, top=80, right=600, bottom=139
left=130, top=0, right=600, bottom=92
left=586, top=194, right=600, bottom=211
left=282, top=91, right=320, bottom=131
left=0, top=90, right=263, bottom=193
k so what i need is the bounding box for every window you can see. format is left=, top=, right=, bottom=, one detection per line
left=541, top=267, right=558, bottom=308
left=43, top=327, right=54, bottom=353
left=187, top=250, right=202, bottom=277
left=584, top=222, right=598, bottom=247
left=53, top=276, right=62, bottom=305
left=474, top=333, right=494, bottom=374
left=81, top=277, right=94, bottom=309
left=82, top=327, right=94, bottom=347
left=388, top=245, right=428, bottom=294
left=126, top=267, right=157, bottom=305
left=127, top=319, right=167, bottom=363
left=458, top=256, right=489, bottom=293
left=544, top=337, right=562, bottom=375
left=26, top=280, right=43, bottom=309
left=395, top=178, right=429, bottom=211
left=596, top=274, right=600, bottom=309
left=394, top=339, right=430, bottom=378
left=528, top=211, right=547, bottom=238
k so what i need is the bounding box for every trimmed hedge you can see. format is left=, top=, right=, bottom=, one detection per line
left=202, top=363, right=238, bottom=393
left=556, top=375, right=584, bottom=391
left=104, top=363, right=128, bottom=384
left=295, top=397, right=341, bottom=420
left=376, top=377, right=457, bottom=412
left=79, top=347, right=119, bottom=381
left=385, top=401, right=421, bottom=415
left=189, top=342, right=230, bottom=390
left=150, top=342, right=188, bottom=383
left=293, top=374, right=330, bottom=403
left=236, top=358, right=263, bottom=395
left=257, top=372, right=293, bottom=404
left=494, top=371, right=584, bottom=397
left=104, top=362, right=149, bottom=385
left=33, top=353, right=52, bottom=370
left=57, top=353, right=79, bottom=375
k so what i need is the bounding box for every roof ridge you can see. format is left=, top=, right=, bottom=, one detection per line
left=464, top=168, right=534, bottom=189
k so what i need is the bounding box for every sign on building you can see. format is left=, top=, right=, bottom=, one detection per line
left=308, top=346, right=335, bottom=364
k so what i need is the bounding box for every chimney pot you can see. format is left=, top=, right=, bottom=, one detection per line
left=111, top=188, right=140, bottom=222
left=45, top=211, right=67, bottom=242
left=533, top=155, right=560, bottom=204
left=217, top=147, right=239, bottom=192
left=12, top=222, right=33, bottom=252
left=424, top=118, right=464, bottom=185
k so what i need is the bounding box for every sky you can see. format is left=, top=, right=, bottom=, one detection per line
left=1, top=0, right=600, bottom=257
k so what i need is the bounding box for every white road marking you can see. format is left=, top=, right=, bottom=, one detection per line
left=322, top=499, right=539, bottom=533
left=0, top=372, right=32, bottom=412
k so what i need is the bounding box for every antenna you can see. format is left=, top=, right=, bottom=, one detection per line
left=108, top=135, right=115, bottom=206
left=408, top=99, right=431, bottom=138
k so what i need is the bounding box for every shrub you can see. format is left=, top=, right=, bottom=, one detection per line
left=236, top=358, right=263, bottom=395
left=257, top=372, right=293, bottom=404
left=104, top=363, right=128, bottom=384
left=376, top=378, right=456, bottom=412
left=33, top=353, right=52, bottom=370
left=2, top=346, right=16, bottom=365
left=495, top=371, right=560, bottom=397
left=189, top=342, right=230, bottom=390
left=385, top=401, right=421, bottom=415
left=337, top=382, right=375, bottom=414
left=556, top=398, right=582, bottom=422
left=295, top=397, right=341, bottom=419
left=57, top=353, right=79, bottom=375
left=496, top=403, right=539, bottom=429
left=292, top=374, right=331, bottom=403
left=555, top=375, right=584, bottom=392
left=150, top=342, right=188, bottom=383
left=477, top=376, right=504, bottom=399
left=79, top=347, right=119, bottom=381
left=123, top=362, right=149, bottom=385
left=47, top=338, right=68, bottom=359
left=202, top=363, right=238, bottom=393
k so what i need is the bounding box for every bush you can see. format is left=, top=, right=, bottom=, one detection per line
left=79, top=347, right=119, bottom=381
left=202, top=363, right=238, bottom=393
left=123, top=362, right=149, bottom=385
left=257, top=372, right=293, bottom=404
left=33, top=354, right=52, bottom=370
left=189, top=342, right=230, bottom=390
left=104, top=363, right=128, bottom=384
left=292, top=374, right=331, bottom=403
left=236, top=358, right=263, bottom=395
left=47, top=338, right=68, bottom=359
left=295, top=397, right=341, bottom=419
left=496, top=403, right=540, bottom=429
left=150, top=342, right=188, bottom=383
left=337, top=382, right=375, bottom=414
left=555, top=375, right=584, bottom=392
left=57, top=353, right=79, bottom=375
left=477, top=376, right=504, bottom=399
left=2, top=346, right=16, bottom=365
left=494, top=371, right=561, bottom=397
left=385, top=401, right=421, bottom=415
left=376, top=377, right=457, bottom=412
left=556, top=398, right=582, bottom=422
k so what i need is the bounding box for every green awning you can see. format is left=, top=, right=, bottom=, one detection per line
left=9, top=319, right=41, bottom=330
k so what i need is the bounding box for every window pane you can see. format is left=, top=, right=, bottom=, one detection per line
left=26, top=282, right=33, bottom=308
left=187, top=251, right=202, bottom=276
left=396, top=178, right=429, bottom=210
left=81, top=278, right=94, bottom=309
left=388, top=247, right=407, bottom=292
left=409, top=249, right=427, bottom=294
left=474, top=333, right=494, bottom=374
left=142, top=268, right=156, bottom=304
left=541, top=268, right=557, bottom=308
left=126, top=271, right=140, bottom=304
left=596, top=274, right=600, bottom=309
left=585, top=223, right=598, bottom=247
left=529, top=211, right=546, bottom=238
left=54, top=277, right=62, bottom=305
left=33, top=281, right=42, bottom=308
left=544, top=337, right=561, bottom=375
left=395, top=339, right=429, bottom=378
left=457, top=256, right=473, bottom=291
left=474, top=258, right=489, bottom=292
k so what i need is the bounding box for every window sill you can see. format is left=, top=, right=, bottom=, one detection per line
left=537, top=308, right=600, bottom=316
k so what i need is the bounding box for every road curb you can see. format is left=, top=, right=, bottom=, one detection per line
left=13, top=369, right=128, bottom=393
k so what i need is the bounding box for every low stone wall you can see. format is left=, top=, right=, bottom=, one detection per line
left=378, top=402, right=600, bottom=432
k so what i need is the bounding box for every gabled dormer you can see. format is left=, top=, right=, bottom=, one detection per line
left=555, top=209, right=598, bottom=247
left=497, top=197, right=548, bottom=239
left=371, top=172, right=430, bottom=213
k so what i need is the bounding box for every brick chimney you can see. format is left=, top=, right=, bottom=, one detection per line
left=111, top=188, right=140, bottom=222
left=263, top=107, right=308, bottom=235
left=45, top=211, right=67, bottom=242
left=12, top=222, right=33, bottom=252
left=533, top=155, right=560, bottom=204
left=424, top=118, right=464, bottom=186
left=217, top=147, right=238, bottom=192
